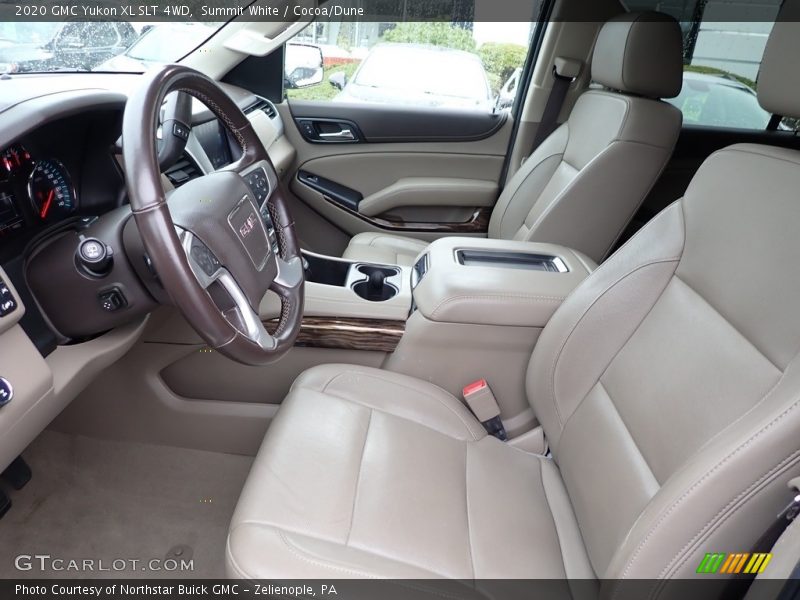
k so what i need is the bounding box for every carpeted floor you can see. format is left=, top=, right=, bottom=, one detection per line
left=0, top=431, right=253, bottom=578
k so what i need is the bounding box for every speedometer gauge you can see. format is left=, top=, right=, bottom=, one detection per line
left=28, top=160, right=76, bottom=222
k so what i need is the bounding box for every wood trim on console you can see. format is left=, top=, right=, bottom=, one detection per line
left=266, top=316, right=405, bottom=353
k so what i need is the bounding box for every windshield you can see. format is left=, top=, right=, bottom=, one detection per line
left=0, top=21, right=223, bottom=73
left=0, top=22, right=60, bottom=44
left=353, top=46, right=490, bottom=100
left=126, top=24, right=217, bottom=62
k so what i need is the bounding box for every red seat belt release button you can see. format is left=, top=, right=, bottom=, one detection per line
left=462, top=379, right=507, bottom=441
left=463, top=379, right=488, bottom=398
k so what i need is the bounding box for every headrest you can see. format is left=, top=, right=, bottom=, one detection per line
left=757, top=0, right=800, bottom=118
left=592, top=11, right=683, bottom=99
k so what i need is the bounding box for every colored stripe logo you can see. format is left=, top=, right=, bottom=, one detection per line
left=696, top=552, right=772, bottom=574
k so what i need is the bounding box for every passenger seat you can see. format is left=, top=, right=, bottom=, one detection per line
left=343, top=11, right=684, bottom=266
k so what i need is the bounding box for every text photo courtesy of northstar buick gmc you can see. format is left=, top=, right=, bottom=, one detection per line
left=0, top=0, right=799, bottom=598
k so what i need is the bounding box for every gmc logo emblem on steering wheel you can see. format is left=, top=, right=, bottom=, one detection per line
left=239, top=212, right=258, bottom=238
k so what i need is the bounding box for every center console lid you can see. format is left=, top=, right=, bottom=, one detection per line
left=412, top=237, right=595, bottom=327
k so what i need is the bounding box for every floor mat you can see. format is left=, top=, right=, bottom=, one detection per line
left=0, top=430, right=253, bottom=578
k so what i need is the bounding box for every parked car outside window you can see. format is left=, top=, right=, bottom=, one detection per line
left=497, top=67, right=522, bottom=110
left=329, top=43, right=494, bottom=111
left=665, top=70, right=776, bottom=129
left=286, top=21, right=532, bottom=113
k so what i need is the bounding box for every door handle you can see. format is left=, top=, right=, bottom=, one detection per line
left=319, top=128, right=355, bottom=141
left=295, top=119, right=362, bottom=143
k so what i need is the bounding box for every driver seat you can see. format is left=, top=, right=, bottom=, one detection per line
left=226, top=15, right=800, bottom=585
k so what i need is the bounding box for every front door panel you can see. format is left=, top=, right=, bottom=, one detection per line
left=281, top=101, right=512, bottom=252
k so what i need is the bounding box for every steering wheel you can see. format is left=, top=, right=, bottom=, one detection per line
left=122, top=64, right=304, bottom=365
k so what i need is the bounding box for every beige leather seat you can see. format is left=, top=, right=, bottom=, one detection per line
left=227, top=16, right=800, bottom=586
left=342, top=12, right=683, bottom=267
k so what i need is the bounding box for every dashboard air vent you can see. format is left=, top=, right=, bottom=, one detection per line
left=164, top=153, right=202, bottom=188
left=245, top=97, right=278, bottom=119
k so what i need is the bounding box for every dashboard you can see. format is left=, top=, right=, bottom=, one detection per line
left=0, top=69, right=294, bottom=488
left=0, top=76, right=284, bottom=260
left=0, top=109, right=125, bottom=260
left=0, top=73, right=290, bottom=355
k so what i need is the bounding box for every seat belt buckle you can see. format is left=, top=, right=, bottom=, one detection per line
left=784, top=477, right=800, bottom=522
left=462, top=379, right=508, bottom=441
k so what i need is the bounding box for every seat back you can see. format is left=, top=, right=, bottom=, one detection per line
left=526, top=10, right=800, bottom=585
left=488, top=12, right=683, bottom=263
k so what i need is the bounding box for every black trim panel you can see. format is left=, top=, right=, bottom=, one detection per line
left=642, top=125, right=800, bottom=222
left=618, top=125, right=800, bottom=252
left=288, top=100, right=507, bottom=143
left=674, top=126, right=800, bottom=162
left=297, top=170, right=363, bottom=211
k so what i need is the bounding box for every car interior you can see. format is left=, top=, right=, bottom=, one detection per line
left=0, top=0, right=799, bottom=595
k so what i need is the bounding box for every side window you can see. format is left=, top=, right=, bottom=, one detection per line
left=671, top=21, right=777, bottom=130
left=285, top=14, right=534, bottom=114
left=627, top=1, right=794, bottom=131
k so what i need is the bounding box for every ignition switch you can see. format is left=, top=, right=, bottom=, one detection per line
left=76, top=237, right=114, bottom=277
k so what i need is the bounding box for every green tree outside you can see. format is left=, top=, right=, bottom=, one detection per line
left=382, top=22, right=477, bottom=52
left=478, top=42, right=528, bottom=94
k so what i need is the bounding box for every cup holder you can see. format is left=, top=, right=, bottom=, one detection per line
left=356, top=265, right=399, bottom=278
left=351, top=265, right=400, bottom=302
left=352, top=280, right=398, bottom=301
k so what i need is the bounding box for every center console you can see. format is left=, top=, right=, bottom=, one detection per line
left=409, top=237, right=594, bottom=328
left=303, top=253, right=405, bottom=304
left=259, top=235, right=595, bottom=437
left=258, top=250, right=413, bottom=353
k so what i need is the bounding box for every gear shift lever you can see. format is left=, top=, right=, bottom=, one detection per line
left=367, top=270, right=386, bottom=299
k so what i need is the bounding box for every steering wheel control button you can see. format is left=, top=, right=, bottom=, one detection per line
left=172, top=122, right=190, bottom=141
left=190, top=239, right=220, bottom=277
left=77, top=237, right=114, bottom=276
left=0, top=279, right=17, bottom=317
left=245, top=169, right=271, bottom=204
left=0, top=378, right=13, bottom=408
left=258, top=204, right=279, bottom=253
left=98, top=288, right=127, bottom=312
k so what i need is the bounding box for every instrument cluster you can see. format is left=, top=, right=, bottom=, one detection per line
left=0, top=143, right=77, bottom=237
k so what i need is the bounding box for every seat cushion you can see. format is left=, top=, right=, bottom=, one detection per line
left=342, top=232, right=429, bottom=266
left=226, top=364, right=594, bottom=580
